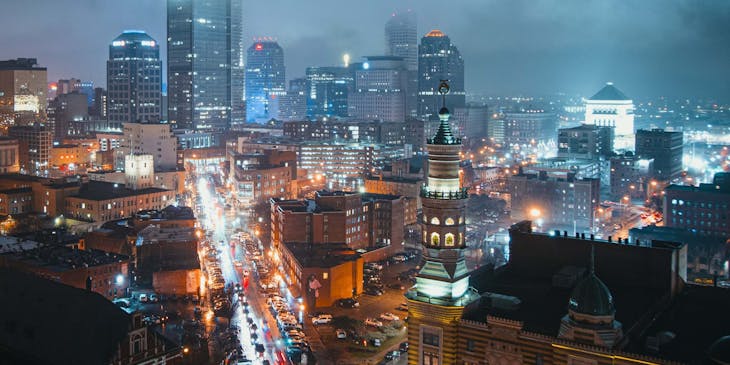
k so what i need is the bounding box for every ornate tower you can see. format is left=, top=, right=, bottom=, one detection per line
left=406, top=81, right=478, bottom=365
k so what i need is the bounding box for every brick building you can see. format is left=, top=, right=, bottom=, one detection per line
left=65, top=181, right=174, bottom=224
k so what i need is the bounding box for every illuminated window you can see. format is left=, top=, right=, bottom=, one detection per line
left=423, top=215, right=427, bottom=223
left=430, top=217, right=440, bottom=225
left=459, top=233, right=463, bottom=245
left=445, top=217, right=455, bottom=226
left=445, top=233, right=455, bottom=246
left=423, top=231, right=427, bottom=243
left=430, top=232, right=440, bottom=246
left=323, top=272, right=328, bottom=280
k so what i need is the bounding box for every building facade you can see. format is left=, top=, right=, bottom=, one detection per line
left=349, top=56, right=408, bottom=122
left=417, top=31, right=465, bottom=119
left=305, top=66, right=352, bottom=119
left=610, top=153, right=653, bottom=200
left=663, top=173, right=730, bottom=238
left=509, top=171, right=600, bottom=232
left=385, top=10, right=418, bottom=117
left=502, top=108, right=558, bottom=147
left=107, top=31, right=162, bottom=125
left=585, top=82, right=634, bottom=151
left=8, top=125, right=52, bottom=176
left=0, top=137, right=20, bottom=173
left=635, top=128, right=683, bottom=181
left=245, top=40, right=286, bottom=122
left=0, top=58, right=47, bottom=125
left=65, top=181, right=174, bottom=224
left=118, top=122, right=178, bottom=170
left=557, top=124, right=614, bottom=160
left=167, top=0, right=244, bottom=130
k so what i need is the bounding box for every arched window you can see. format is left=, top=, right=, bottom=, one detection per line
left=423, top=215, right=428, bottom=223
left=459, top=233, right=463, bottom=245
left=445, top=233, right=455, bottom=246
left=423, top=231, right=427, bottom=243
left=459, top=216, right=464, bottom=224
left=430, top=217, right=440, bottom=225
left=445, top=217, right=455, bottom=226
left=430, top=232, right=440, bottom=246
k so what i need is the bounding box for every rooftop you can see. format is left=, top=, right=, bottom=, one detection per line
left=588, top=82, right=630, bottom=101
left=72, top=180, right=169, bottom=201
left=1, top=244, right=129, bottom=272
left=425, top=29, right=445, bottom=37
left=135, top=205, right=195, bottom=221
left=0, top=268, right=131, bottom=364
left=282, top=242, right=361, bottom=268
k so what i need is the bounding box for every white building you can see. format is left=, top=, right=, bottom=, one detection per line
left=124, top=154, right=154, bottom=190
left=117, top=122, right=177, bottom=170
left=584, top=82, right=634, bottom=151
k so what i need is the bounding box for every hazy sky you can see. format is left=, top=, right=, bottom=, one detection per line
left=1, top=0, right=728, bottom=99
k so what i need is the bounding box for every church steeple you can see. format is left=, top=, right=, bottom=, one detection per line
left=428, top=80, right=460, bottom=146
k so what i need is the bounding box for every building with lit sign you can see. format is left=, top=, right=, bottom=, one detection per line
left=167, top=0, right=244, bottom=130
left=107, top=31, right=162, bottom=125
left=585, top=82, right=634, bottom=151
left=245, top=40, right=286, bottom=122
left=0, top=58, right=47, bottom=125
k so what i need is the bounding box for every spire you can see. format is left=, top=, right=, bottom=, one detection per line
left=429, top=80, right=460, bottom=145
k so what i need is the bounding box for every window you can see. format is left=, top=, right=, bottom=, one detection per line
left=445, top=217, right=455, bottom=226
left=430, top=217, right=440, bottom=225
left=423, top=352, right=440, bottom=365
left=466, top=339, right=475, bottom=352
left=445, top=233, right=455, bottom=246
left=430, top=232, right=440, bottom=246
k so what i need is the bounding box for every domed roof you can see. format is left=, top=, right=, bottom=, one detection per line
left=589, top=82, right=630, bottom=101
left=569, top=273, right=615, bottom=316
left=707, top=336, right=730, bottom=365
left=425, top=29, right=445, bottom=37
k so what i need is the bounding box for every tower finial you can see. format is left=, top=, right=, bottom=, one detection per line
left=439, top=79, right=449, bottom=110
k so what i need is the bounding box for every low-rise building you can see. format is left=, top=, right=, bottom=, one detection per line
left=663, top=172, right=730, bottom=238
left=135, top=224, right=200, bottom=295
left=65, top=181, right=174, bottom=224
left=0, top=187, right=33, bottom=215
left=0, top=136, right=20, bottom=173
left=230, top=149, right=297, bottom=205
left=610, top=152, right=653, bottom=199
left=0, top=239, right=130, bottom=300
left=49, top=143, right=91, bottom=173
left=279, top=242, right=363, bottom=308
left=557, top=124, right=614, bottom=160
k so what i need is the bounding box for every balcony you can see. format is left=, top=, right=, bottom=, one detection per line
left=420, top=186, right=468, bottom=200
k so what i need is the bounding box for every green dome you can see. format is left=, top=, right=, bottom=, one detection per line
left=568, top=273, right=615, bottom=316
left=707, top=336, right=730, bottom=365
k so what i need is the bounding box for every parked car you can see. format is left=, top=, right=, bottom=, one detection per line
left=336, top=329, right=347, bottom=339
left=149, top=293, right=159, bottom=303
left=399, top=341, right=409, bottom=353
left=396, top=302, right=408, bottom=311
left=364, top=287, right=384, bottom=296
left=370, top=338, right=382, bottom=347
left=365, top=318, right=383, bottom=327
left=338, top=298, right=360, bottom=308
left=311, top=314, right=332, bottom=325
left=379, top=312, right=400, bottom=321
left=139, top=293, right=148, bottom=303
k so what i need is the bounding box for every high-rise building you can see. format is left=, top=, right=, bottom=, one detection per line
left=406, top=82, right=478, bottom=365
left=245, top=40, right=286, bottom=122
left=55, top=78, right=94, bottom=106
left=90, top=87, right=107, bottom=118
left=385, top=10, right=418, bottom=117
left=106, top=31, right=162, bottom=125
left=417, top=30, right=464, bottom=119
left=0, top=58, right=47, bottom=126
left=277, top=78, right=307, bottom=121
left=47, top=92, right=88, bottom=142
left=349, top=56, right=408, bottom=122
left=167, top=0, right=244, bottom=131
left=305, top=66, right=352, bottom=119
left=585, top=82, right=634, bottom=151
left=635, top=129, right=683, bottom=181
left=8, top=125, right=52, bottom=176
left=557, top=124, right=614, bottom=160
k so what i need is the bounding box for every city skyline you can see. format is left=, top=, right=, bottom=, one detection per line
left=1, top=0, right=728, bottom=100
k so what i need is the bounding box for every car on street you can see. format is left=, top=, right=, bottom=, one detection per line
left=312, top=314, right=332, bottom=325
left=365, top=287, right=384, bottom=296
left=399, top=341, right=409, bottom=353
left=396, top=302, right=408, bottom=311
left=338, top=298, right=360, bottom=308
left=336, top=329, right=347, bottom=339
left=379, top=312, right=400, bottom=321
left=149, top=293, right=159, bottom=303
left=388, top=283, right=406, bottom=290
left=370, top=338, right=382, bottom=347
left=365, top=318, right=383, bottom=327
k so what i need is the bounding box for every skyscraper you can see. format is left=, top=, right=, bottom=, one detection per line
left=305, top=66, right=352, bottom=119
left=385, top=10, right=417, bottom=117
left=349, top=56, right=408, bottom=122
left=106, top=31, right=162, bottom=125
left=167, top=0, right=244, bottom=131
left=245, top=40, right=285, bottom=123
left=417, top=30, right=465, bottom=119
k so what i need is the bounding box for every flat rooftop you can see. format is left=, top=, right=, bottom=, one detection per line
left=282, top=242, right=360, bottom=268
left=1, top=245, right=129, bottom=272
left=72, top=181, right=169, bottom=201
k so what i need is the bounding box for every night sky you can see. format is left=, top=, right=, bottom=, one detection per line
left=1, top=0, right=728, bottom=99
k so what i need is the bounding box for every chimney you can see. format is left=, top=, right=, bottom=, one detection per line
left=590, top=234, right=594, bottom=240
left=575, top=232, right=580, bottom=238
left=608, top=236, right=612, bottom=242
left=618, top=237, right=622, bottom=243
left=581, top=233, right=585, bottom=240
left=563, top=231, right=568, bottom=237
